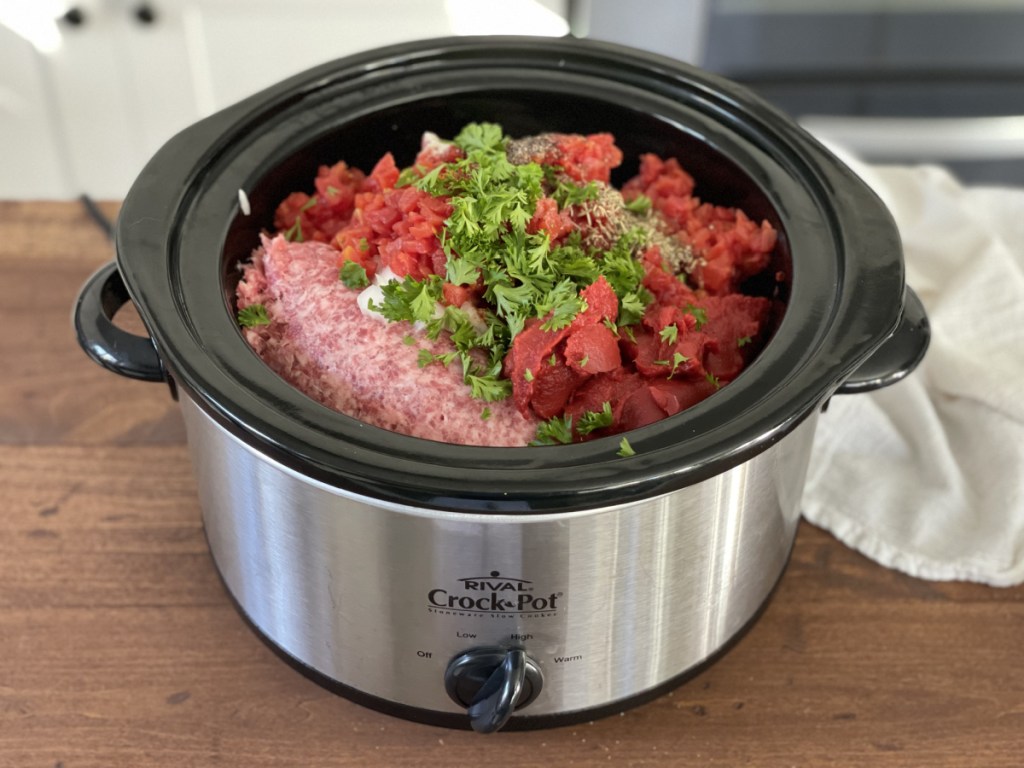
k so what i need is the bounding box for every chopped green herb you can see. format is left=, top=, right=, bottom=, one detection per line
left=535, top=277, right=586, bottom=332
left=737, top=335, right=752, bottom=348
left=532, top=414, right=575, bottom=445
left=466, top=373, right=513, bottom=402
left=548, top=354, right=557, bottom=366
left=417, top=349, right=435, bottom=368
left=668, top=351, right=690, bottom=378
left=685, top=304, right=708, bottom=331
left=705, top=371, right=721, bottom=389
left=655, top=351, right=690, bottom=378
left=358, top=237, right=369, bottom=252
left=624, top=194, right=652, bottom=215
left=617, top=437, right=636, bottom=457
left=339, top=261, right=370, bottom=289
left=454, top=122, right=505, bottom=153
left=523, top=368, right=534, bottom=382
left=480, top=407, right=492, bottom=421
left=578, top=354, right=589, bottom=368
left=446, top=256, right=481, bottom=287
left=237, top=304, right=270, bottom=328
left=577, top=402, right=613, bottom=436
left=395, top=164, right=427, bottom=188
left=551, top=176, right=600, bottom=210
left=368, top=275, right=442, bottom=324
left=284, top=218, right=303, bottom=243
left=283, top=196, right=317, bottom=241
left=659, top=324, right=678, bottom=345
left=618, top=290, right=650, bottom=328
left=600, top=228, right=651, bottom=320
left=402, top=334, right=416, bottom=346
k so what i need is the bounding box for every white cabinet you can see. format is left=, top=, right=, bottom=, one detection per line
left=181, top=0, right=456, bottom=112
left=41, top=0, right=197, bottom=200
left=0, top=24, right=69, bottom=197
left=0, top=0, right=568, bottom=199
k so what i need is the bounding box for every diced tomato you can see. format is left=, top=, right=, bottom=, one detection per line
left=622, top=154, right=695, bottom=206
left=329, top=178, right=453, bottom=282
left=527, top=196, right=575, bottom=241
left=553, top=133, right=623, bottom=184
left=699, top=294, right=771, bottom=382
left=641, top=247, right=697, bottom=308
left=624, top=154, right=777, bottom=295
left=441, top=282, right=473, bottom=307
left=272, top=161, right=370, bottom=243
left=336, top=243, right=377, bottom=280
left=414, top=135, right=464, bottom=171
left=365, top=206, right=402, bottom=235
left=314, top=160, right=366, bottom=203
left=694, top=257, right=734, bottom=296
left=380, top=248, right=421, bottom=279
left=366, top=153, right=400, bottom=192
left=520, top=133, right=623, bottom=184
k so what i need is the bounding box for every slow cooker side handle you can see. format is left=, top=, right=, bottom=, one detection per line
left=836, top=286, right=930, bottom=394
left=73, top=261, right=167, bottom=383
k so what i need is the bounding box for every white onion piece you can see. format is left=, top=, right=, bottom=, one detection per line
left=460, top=302, right=488, bottom=335
left=356, top=282, right=387, bottom=323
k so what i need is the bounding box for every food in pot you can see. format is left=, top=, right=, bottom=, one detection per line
left=236, top=124, right=779, bottom=447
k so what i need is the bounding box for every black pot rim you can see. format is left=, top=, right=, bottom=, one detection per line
left=114, top=35, right=905, bottom=513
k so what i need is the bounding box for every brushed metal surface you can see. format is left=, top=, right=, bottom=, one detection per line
left=180, top=396, right=815, bottom=716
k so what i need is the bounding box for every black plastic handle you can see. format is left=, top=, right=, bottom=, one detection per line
left=73, top=261, right=165, bottom=382
left=836, top=285, right=929, bottom=395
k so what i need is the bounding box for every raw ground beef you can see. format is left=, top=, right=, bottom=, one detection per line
left=237, top=235, right=538, bottom=446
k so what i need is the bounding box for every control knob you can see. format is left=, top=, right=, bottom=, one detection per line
left=444, top=647, right=543, bottom=733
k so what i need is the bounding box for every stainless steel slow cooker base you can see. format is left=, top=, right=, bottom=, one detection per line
left=215, top=556, right=790, bottom=731
left=182, top=395, right=816, bottom=727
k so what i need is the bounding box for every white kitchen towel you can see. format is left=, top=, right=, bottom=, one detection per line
left=802, top=154, right=1024, bottom=587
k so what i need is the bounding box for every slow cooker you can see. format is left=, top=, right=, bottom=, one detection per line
left=73, top=36, right=929, bottom=732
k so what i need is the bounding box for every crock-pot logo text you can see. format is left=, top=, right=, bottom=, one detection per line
left=427, top=571, right=562, bottom=619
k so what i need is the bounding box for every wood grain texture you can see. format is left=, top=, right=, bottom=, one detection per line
left=1, top=202, right=1022, bottom=767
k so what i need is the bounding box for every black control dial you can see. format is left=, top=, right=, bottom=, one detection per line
left=444, top=647, right=543, bottom=733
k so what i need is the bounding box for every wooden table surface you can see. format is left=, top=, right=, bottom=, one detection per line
left=2, top=200, right=1022, bottom=767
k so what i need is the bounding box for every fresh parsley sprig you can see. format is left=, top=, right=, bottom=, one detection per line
left=339, top=261, right=370, bottom=289
left=550, top=174, right=600, bottom=209
left=531, top=414, right=574, bottom=445
left=576, top=402, right=614, bottom=436
left=237, top=304, right=270, bottom=327
left=368, top=275, right=443, bottom=324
